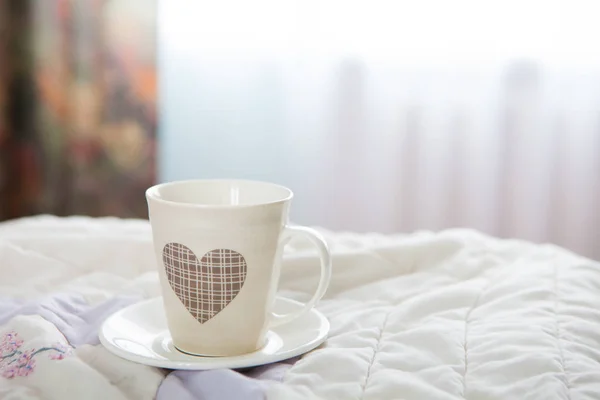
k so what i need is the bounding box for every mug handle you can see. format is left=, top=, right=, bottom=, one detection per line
left=269, top=225, right=332, bottom=327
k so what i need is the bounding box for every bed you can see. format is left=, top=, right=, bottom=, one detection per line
left=1, top=216, right=599, bottom=399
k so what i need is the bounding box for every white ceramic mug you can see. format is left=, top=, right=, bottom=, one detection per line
left=146, top=179, right=332, bottom=356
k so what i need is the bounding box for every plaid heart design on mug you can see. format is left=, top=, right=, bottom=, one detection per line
left=162, top=243, right=247, bottom=323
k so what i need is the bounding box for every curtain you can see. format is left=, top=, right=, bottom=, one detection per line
left=0, top=0, right=156, bottom=220
left=160, top=0, right=600, bottom=260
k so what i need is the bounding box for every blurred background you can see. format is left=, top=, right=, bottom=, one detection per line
left=1, top=0, right=599, bottom=260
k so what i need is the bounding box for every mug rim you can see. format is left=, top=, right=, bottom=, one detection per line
left=146, top=179, right=294, bottom=209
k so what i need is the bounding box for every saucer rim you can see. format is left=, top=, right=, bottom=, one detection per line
left=99, top=296, right=329, bottom=370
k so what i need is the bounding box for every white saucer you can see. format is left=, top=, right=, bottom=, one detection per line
left=99, top=297, right=329, bottom=370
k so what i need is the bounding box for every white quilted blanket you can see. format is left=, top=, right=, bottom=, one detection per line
left=1, top=216, right=599, bottom=399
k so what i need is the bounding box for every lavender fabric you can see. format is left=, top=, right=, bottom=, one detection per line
left=157, top=369, right=267, bottom=400
left=0, top=293, right=298, bottom=399
left=0, top=293, right=142, bottom=346
left=156, top=358, right=298, bottom=400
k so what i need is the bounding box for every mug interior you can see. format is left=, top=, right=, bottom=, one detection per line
left=146, top=180, right=293, bottom=207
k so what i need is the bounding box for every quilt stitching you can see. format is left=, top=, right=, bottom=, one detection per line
left=462, top=289, right=481, bottom=399
left=360, top=309, right=392, bottom=400
left=554, top=263, right=572, bottom=400
left=462, top=271, right=505, bottom=399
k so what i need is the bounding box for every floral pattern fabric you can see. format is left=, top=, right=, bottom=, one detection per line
left=0, top=331, right=72, bottom=379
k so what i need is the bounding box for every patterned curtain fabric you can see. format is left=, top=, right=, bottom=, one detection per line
left=0, top=0, right=156, bottom=220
